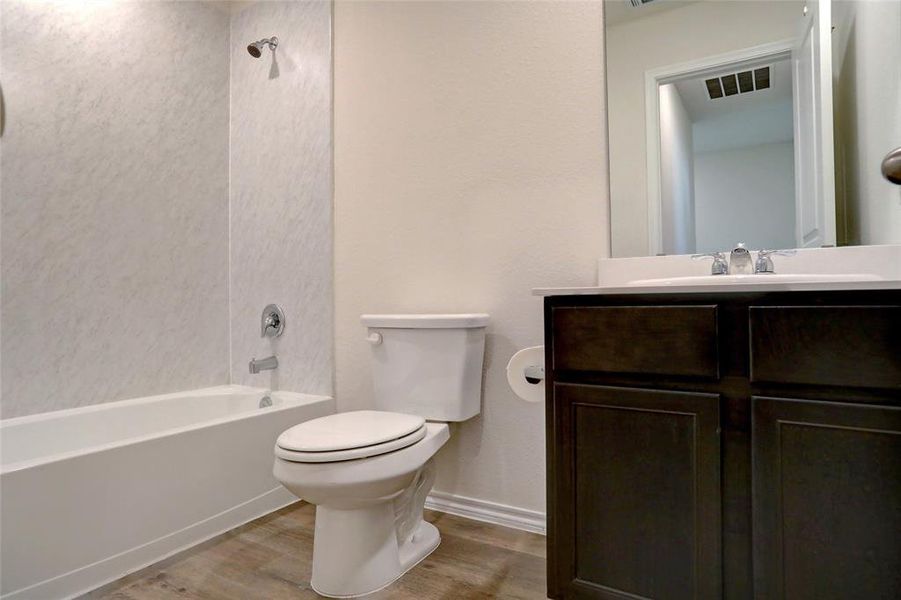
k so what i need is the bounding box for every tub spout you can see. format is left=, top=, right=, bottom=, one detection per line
left=249, top=355, right=278, bottom=374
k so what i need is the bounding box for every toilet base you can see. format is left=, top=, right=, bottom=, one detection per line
left=398, top=520, right=440, bottom=577
left=310, top=506, right=440, bottom=598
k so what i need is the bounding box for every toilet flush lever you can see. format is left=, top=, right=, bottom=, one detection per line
left=365, top=332, right=383, bottom=345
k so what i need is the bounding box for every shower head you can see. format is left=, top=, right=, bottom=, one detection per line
left=247, top=36, right=278, bottom=58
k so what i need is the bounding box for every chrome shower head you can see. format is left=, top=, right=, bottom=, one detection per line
left=247, top=36, right=278, bottom=58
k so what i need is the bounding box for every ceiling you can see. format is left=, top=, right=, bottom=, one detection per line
left=673, top=57, right=792, bottom=123
left=604, top=0, right=700, bottom=26
left=209, top=1, right=255, bottom=15
left=669, top=58, right=794, bottom=154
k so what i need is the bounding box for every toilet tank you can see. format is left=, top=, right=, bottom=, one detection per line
left=361, top=314, right=489, bottom=422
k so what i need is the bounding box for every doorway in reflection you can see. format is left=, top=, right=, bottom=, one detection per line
left=658, top=57, right=795, bottom=255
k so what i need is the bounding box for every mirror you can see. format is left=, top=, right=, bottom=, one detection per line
left=605, top=0, right=901, bottom=257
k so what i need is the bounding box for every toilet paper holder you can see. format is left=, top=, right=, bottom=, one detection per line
left=506, top=345, right=546, bottom=403
left=523, top=365, right=545, bottom=384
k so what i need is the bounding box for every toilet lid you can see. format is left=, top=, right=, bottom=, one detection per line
left=277, top=410, right=426, bottom=453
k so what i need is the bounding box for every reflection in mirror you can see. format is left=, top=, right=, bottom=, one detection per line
left=605, top=0, right=901, bottom=257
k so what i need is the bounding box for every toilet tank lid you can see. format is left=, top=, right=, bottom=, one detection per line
left=361, top=313, right=490, bottom=329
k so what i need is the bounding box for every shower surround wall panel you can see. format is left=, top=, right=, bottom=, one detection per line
left=229, top=1, right=334, bottom=395
left=0, top=1, right=231, bottom=418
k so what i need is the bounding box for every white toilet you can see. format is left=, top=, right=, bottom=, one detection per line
left=273, top=313, right=489, bottom=598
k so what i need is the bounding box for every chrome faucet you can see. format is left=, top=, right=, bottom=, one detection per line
left=249, top=355, right=278, bottom=374
left=694, top=244, right=796, bottom=276
left=692, top=251, right=729, bottom=275
left=729, top=243, right=753, bottom=274
left=754, top=249, right=796, bottom=274
left=261, top=304, right=285, bottom=337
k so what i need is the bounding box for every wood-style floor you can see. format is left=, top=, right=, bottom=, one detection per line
left=84, top=502, right=547, bottom=599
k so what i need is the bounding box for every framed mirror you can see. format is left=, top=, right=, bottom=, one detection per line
left=604, top=0, right=901, bottom=257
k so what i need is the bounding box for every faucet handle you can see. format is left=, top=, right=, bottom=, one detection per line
left=755, top=249, right=797, bottom=274
left=261, top=304, right=285, bottom=337
left=692, top=252, right=729, bottom=275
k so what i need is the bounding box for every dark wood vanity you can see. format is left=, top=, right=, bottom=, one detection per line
left=544, top=289, right=901, bottom=599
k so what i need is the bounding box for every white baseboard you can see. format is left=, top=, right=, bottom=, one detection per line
left=2, top=487, right=298, bottom=600
left=425, top=490, right=546, bottom=535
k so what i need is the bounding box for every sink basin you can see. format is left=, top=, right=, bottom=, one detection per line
left=627, top=273, right=883, bottom=287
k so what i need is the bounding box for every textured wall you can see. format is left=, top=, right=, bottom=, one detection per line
left=334, top=0, right=608, bottom=514
left=229, top=1, right=333, bottom=395
left=0, top=1, right=230, bottom=418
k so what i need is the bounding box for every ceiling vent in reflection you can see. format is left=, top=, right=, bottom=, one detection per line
left=704, top=66, right=771, bottom=100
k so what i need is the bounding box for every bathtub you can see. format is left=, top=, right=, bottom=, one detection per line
left=0, top=385, right=334, bottom=599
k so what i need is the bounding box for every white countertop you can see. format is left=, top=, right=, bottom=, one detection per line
left=533, top=279, right=901, bottom=296
left=534, top=245, right=901, bottom=296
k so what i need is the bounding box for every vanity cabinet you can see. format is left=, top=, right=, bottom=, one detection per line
left=544, top=291, right=901, bottom=600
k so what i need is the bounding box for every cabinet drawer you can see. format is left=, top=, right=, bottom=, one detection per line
left=750, top=306, right=901, bottom=390
left=551, top=306, right=719, bottom=378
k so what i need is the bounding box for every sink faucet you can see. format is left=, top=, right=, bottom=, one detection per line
left=692, top=251, right=729, bottom=275
left=729, top=243, right=753, bottom=274
left=249, top=355, right=278, bottom=374
left=754, top=249, right=797, bottom=274
left=694, top=244, right=797, bottom=276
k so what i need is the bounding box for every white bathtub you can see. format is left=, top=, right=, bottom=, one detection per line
left=0, top=385, right=334, bottom=599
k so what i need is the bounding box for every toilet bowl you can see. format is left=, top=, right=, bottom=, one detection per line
left=273, top=313, right=489, bottom=598
left=274, top=416, right=450, bottom=597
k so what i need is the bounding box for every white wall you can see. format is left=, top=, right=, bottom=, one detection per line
left=659, top=84, right=695, bottom=255
left=694, top=142, right=796, bottom=252
left=0, top=1, right=335, bottom=418
left=832, top=0, right=901, bottom=246
left=333, top=0, right=608, bottom=514
left=1, top=1, right=230, bottom=418
left=606, top=0, right=801, bottom=257
left=229, top=1, right=334, bottom=395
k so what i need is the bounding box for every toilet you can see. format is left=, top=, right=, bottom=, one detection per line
left=273, top=313, right=489, bottom=598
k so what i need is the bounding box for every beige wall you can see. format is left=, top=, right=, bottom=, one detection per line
left=832, top=0, right=901, bottom=246
left=606, top=1, right=801, bottom=257
left=333, top=1, right=608, bottom=514
left=658, top=84, right=695, bottom=255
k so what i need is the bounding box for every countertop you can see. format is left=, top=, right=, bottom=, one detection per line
left=533, top=279, right=901, bottom=296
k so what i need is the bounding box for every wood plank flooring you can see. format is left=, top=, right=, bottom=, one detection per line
left=84, top=502, right=547, bottom=599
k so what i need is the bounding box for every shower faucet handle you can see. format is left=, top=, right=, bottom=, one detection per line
left=261, top=304, right=285, bottom=337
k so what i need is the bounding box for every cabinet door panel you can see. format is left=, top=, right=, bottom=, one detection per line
left=556, top=384, right=721, bottom=599
left=752, top=396, right=901, bottom=599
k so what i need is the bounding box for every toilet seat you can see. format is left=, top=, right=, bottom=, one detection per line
left=276, top=410, right=428, bottom=463
left=276, top=426, right=427, bottom=463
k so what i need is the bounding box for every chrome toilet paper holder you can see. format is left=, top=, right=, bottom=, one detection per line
left=523, top=365, right=545, bottom=384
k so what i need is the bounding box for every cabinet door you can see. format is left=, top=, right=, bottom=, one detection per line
left=752, top=397, right=901, bottom=599
left=554, top=384, right=721, bottom=599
